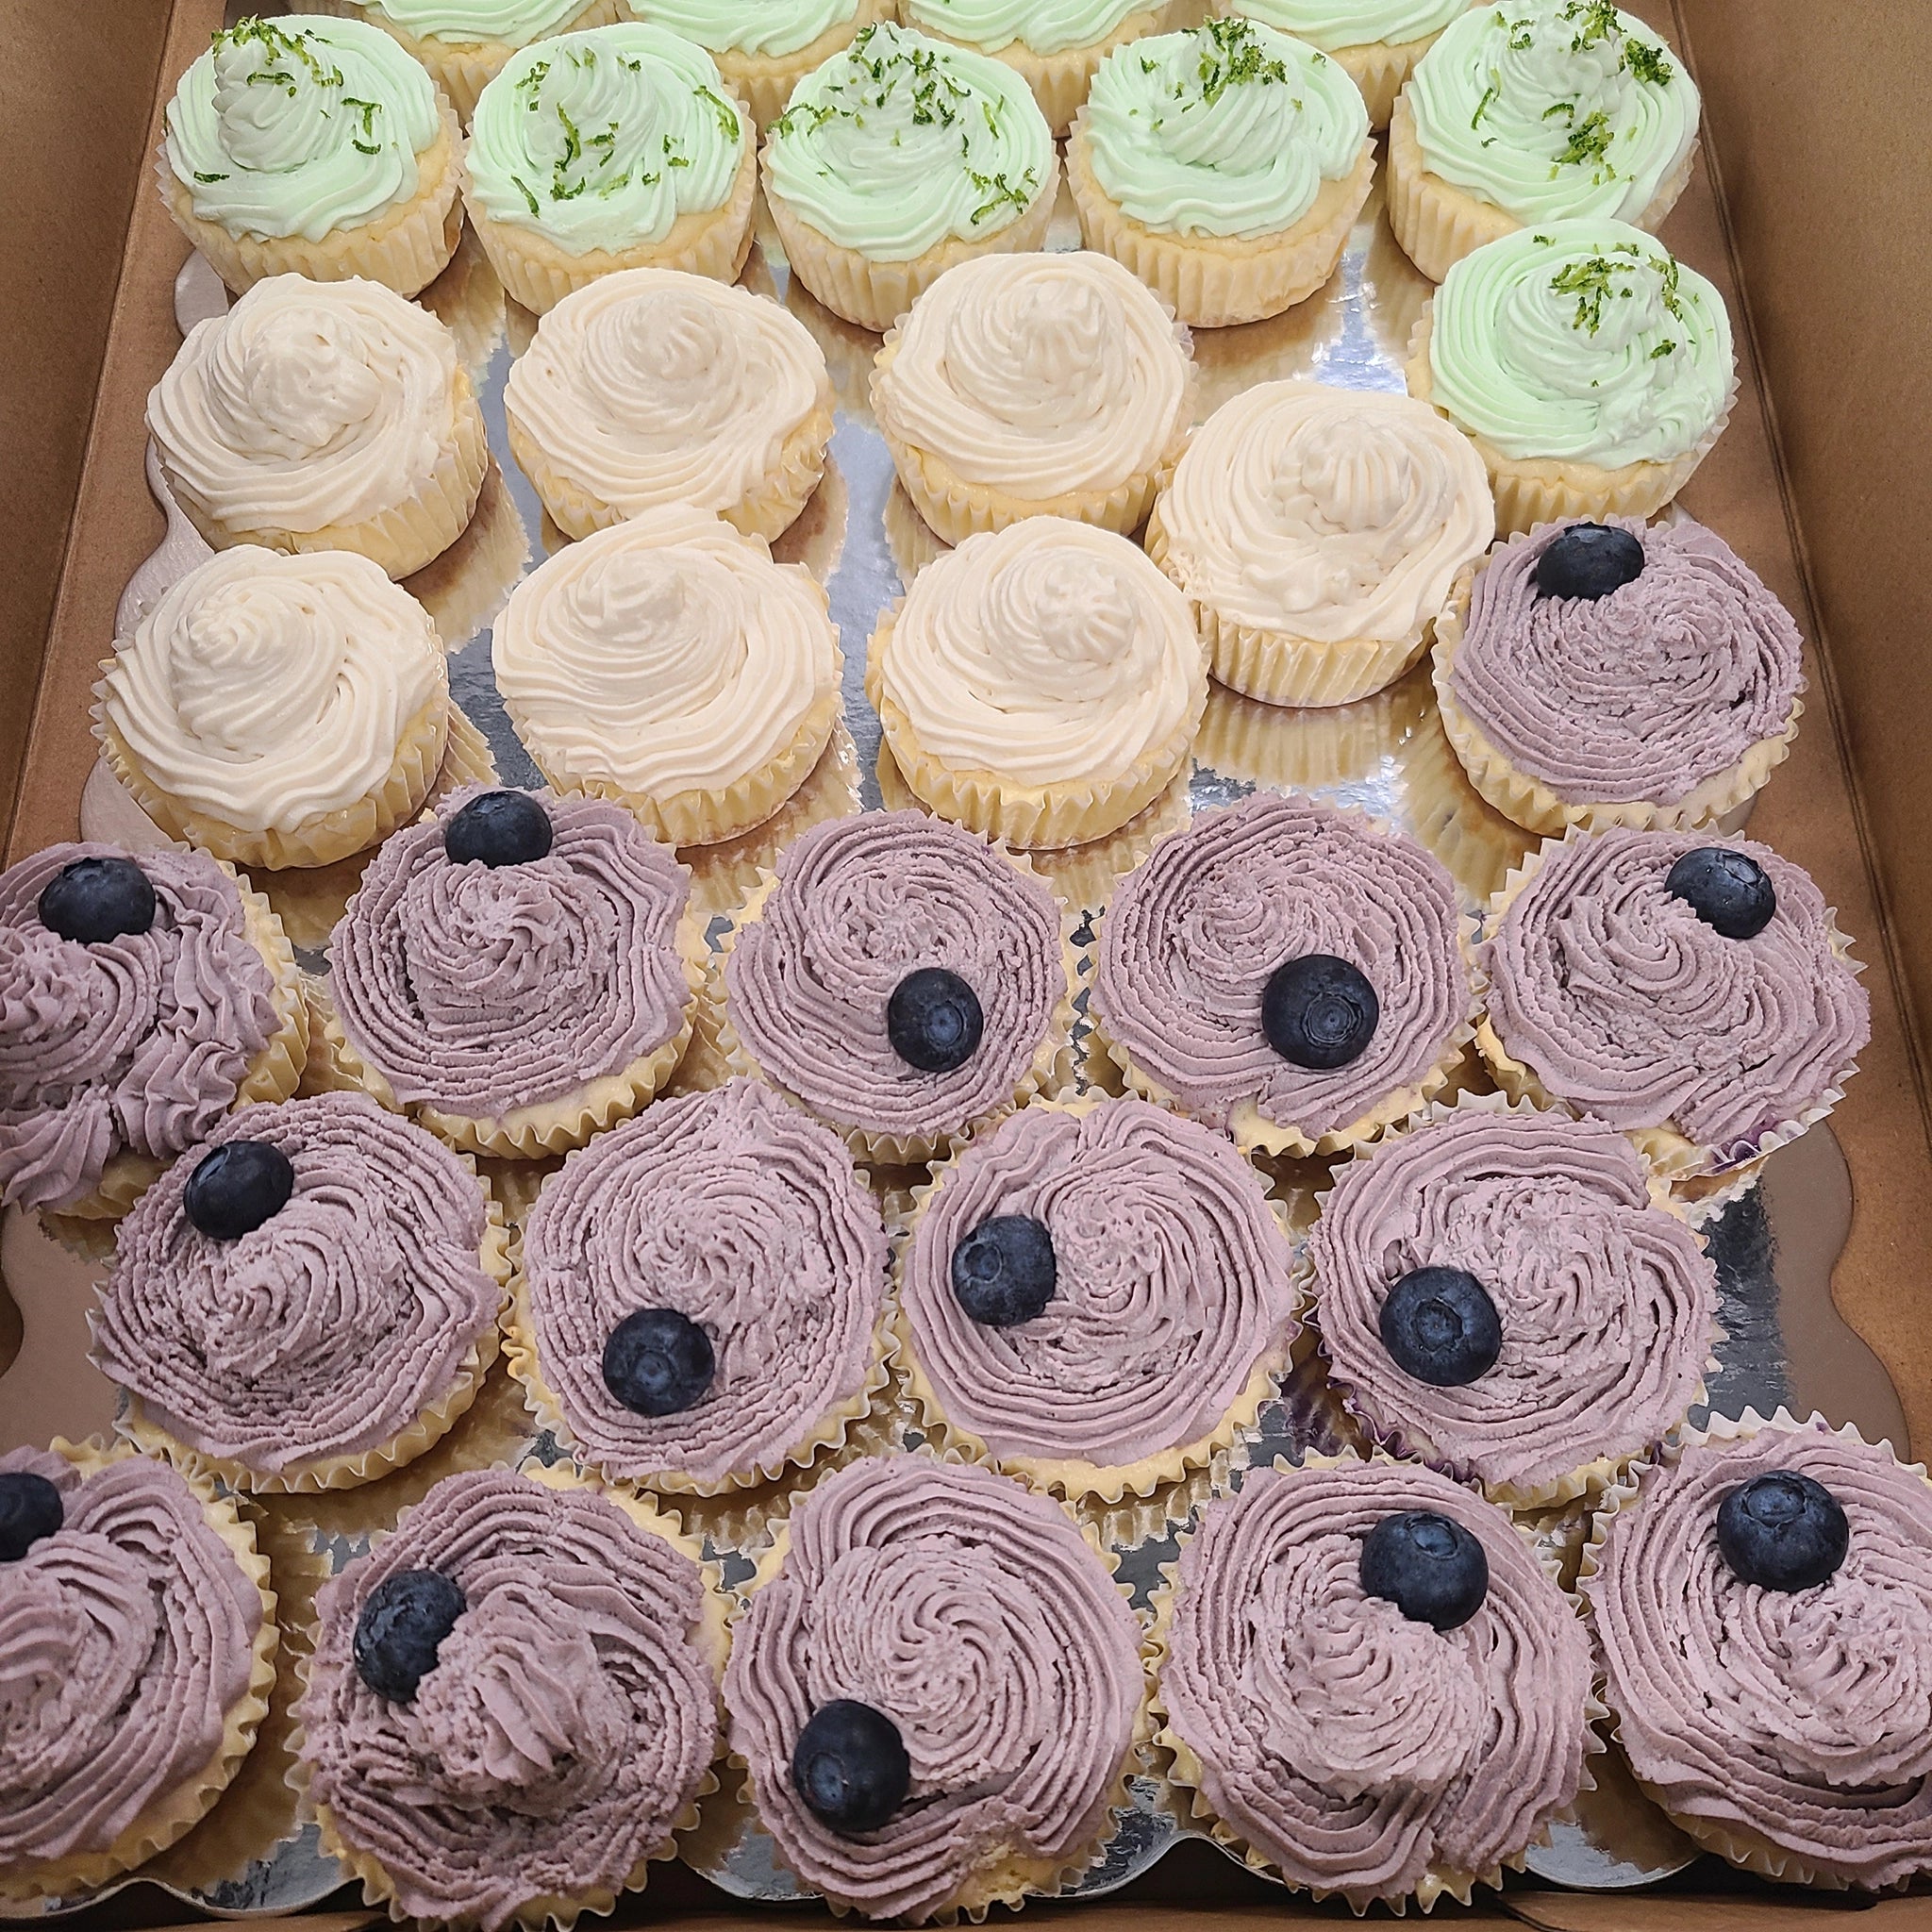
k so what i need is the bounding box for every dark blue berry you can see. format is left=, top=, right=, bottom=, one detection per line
left=1262, top=955, right=1378, bottom=1070
left=183, top=1140, right=294, bottom=1241
left=1379, top=1267, right=1503, bottom=1387
left=443, top=791, right=553, bottom=867
left=950, top=1214, right=1055, bottom=1327
left=1716, top=1472, right=1849, bottom=1591
left=1359, top=1509, right=1489, bottom=1631
left=0, top=1473, right=63, bottom=1562
left=38, top=857, right=156, bottom=945
left=886, top=968, right=984, bottom=1074
left=1533, top=523, right=1646, bottom=601
left=601, top=1307, right=715, bottom=1417
left=354, top=1569, right=467, bottom=1702
left=1665, top=846, right=1777, bottom=941
left=791, top=1700, right=910, bottom=1834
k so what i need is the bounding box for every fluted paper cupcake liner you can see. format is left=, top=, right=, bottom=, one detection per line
left=361, top=0, right=625, bottom=122
left=1387, top=93, right=1700, bottom=283
left=1193, top=667, right=1435, bottom=792
left=403, top=458, right=530, bottom=655
left=1406, top=308, right=1739, bottom=538
left=1307, top=24, right=1446, bottom=132
left=1430, top=565, right=1801, bottom=836
left=469, top=118, right=758, bottom=316
left=762, top=152, right=1061, bottom=333
left=158, top=98, right=466, bottom=298
left=0, top=1439, right=279, bottom=1904
left=714, top=0, right=898, bottom=126
left=1067, top=117, right=1374, bottom=328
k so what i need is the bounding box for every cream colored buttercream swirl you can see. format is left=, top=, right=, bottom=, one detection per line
left=1309, top=1105, right=1715, bottom=1493
left=724, top=1457, right=1143, bottom=1921
left=1158, top=379, right=1493, bottom=644
left=504, top=270, right=828, bottom=524
left=99, top=545, right=446, bottom=833
left=874, top=251, right=1190, bottom=497
left=1160, top=1458, right=1592, bottom=1906
left=0, top=1447, right=262, bottom=1869
left=366, top=0, right=590, bottom=44
left=297, top=1468, right=718, bottom=1930
left=877, top=518, right=1201, bottom=787
left=903, top=1098, right=1297, bottom=1467
left=491, top=504, right=840, bottom=799
left=147, top=274, right=463, bottom=533
left=519, top=1079, right=887, bottom=1484
left=1589, top=1420, right=1932, bottom=1888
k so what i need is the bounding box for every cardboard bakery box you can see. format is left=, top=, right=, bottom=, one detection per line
left=5, top=0, right=1932, bottom=1924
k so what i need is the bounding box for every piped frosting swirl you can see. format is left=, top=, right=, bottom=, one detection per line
left=365, top=0, right=591, bottom=43
left=628, top=0, right=858, bottom=58
left=904, top=0, right=1150, bottom=58
left=724, top=1456, right=1143, bottom=1922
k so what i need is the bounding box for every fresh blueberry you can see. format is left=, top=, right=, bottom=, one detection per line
left=0, top=1473, right=63, bottom=1562
left=1665, top=846, right=1777, bottom=941
left=601, top=1307, right=715, bottom=1417
left=443, top=790, right=553, bottom=867
left=38, top=857, right=157, bottom=945
left=183, top=1141, right=295, bottom=1241
left=353, top=1569, right=467, bottom=1702
left=1533, top=523, right=1646, bottom=601
left=886, top=967, right=984, bottom=1074
left=1716, top=1472, right=1849, bottom=1591
left=1359, top=1509, right=1490, bottom=1632
left=791, top=1699, right=910, bottom=1834
left=950, top=1214, right=1056, bottom=1327
left=1262, top=955, right=1379, bottom=1070
left=1379, top=1267, right=1503, bottom=1387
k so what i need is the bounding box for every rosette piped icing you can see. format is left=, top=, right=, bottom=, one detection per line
left=1478, top=827, right=1871, bottom=1174
left=1308, top=1100, right=1717, bottom=1504
left=0, top=1441, right=273, bottom=1898
left=721, top=811, right=1071, bottom=1162
left=1092, top=793, right=1474, bottom=1156
left=1154, top=1457, right=1593, bottom=1907
left=724, top=1456, right=1144, bottom=1921
left=1585, top=1416, right=1932, bottom=1890
left=899, top=1097, right=1297, bottom=1494
left=91, top=1093, right=507, bottom=1491
left=295, top=1467, right=723, bottom=1929
left=511, top=1079, right=889, bottom=1491
left=1436, top=514, right=1805, bottom=831
left=0, top=843, right=293, bottom=1215
left=327, top=788, right=701, bottom=1153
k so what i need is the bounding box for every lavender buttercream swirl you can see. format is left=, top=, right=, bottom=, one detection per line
left=1587, top=1422, right=1932, bottom=1889
left=1094, top=794, right=1470, bottom=1139
left=90, top=1093, right=500, bottom=1478
left=1480, top=828, right=1870, bottom=1158
left=1447, top=517, right=1804, bottom=806
left=1309, top=1106, right=1716, bottom=1494
left=0, top=1447, right=262, bottom=1870
left=724, top=1457, right=1144, bottom=1923
left=902, top=1099, right=1296, bottom=1468
left=1159, top=1459, right=1591, bottom=1907
left=0, top=842, right=277, bottom=1211
left=296, top=1468, right=718, bottom=1930
left=330, top=789, right=693, bottom=1120
left=519, top=1079, right=887, bottom=1484
left=724, top=811, right=1064, bottom=1143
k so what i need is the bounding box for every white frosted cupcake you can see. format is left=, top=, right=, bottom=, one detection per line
left=159, top=14, right=464, bottom=296
left=505, top=268, right=833, bottom=541
left=146, top=273, right=488, bottom=578
left=1147, top=378, right=1493, bottom=707
left=1209, top=0, right=1476, bottom=128
left=492, top=504, right=842, bottom=846
left=872, top=249, right=1191, bottom=544
left=463, top=22, right=757, bottom=314
left=356, top=0, right=626, bottom=120
left=625, top=0, right=897, bottom=125
left=95, top=546, right=450, bottom=870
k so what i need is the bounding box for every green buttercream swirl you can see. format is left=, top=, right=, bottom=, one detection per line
left=1409, top=1, right=1699, bottom=223
left=1082, top=18, right=1369, bottom=241
left=1427, top=219, right=1732, bottom=466
left=164, top=14, right=440, bottom=242
left=367, top=0, right=589, bottom=42
left=763, top=23, right=1051, bottom=258
left=626, top=0, right=858, bottom=59
left=902, top=0, right=1147, bottom=58
left=1227, top=0, right=1472, bottom=53
left=468, top=24, right=746, bottom=253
